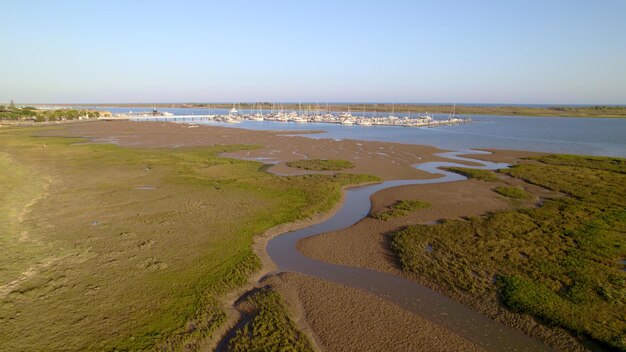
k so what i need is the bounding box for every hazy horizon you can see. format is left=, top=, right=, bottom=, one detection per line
left=3, top=0, right=625, bottom=104
left=8, top=101, right=626, bottom=107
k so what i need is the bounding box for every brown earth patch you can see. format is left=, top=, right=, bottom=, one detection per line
left=268, top=272, right=485, bottom=352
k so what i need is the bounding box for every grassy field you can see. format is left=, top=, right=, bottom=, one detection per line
left=227, top=288, right=315, bottom=352
left=0, top=126, right=376, bottom=351
left=391, top=155, right=626, bottom=350
left=286, top=159, right=354, bottom=171
left=445, top=167, right=500, bottom=181
left=494, top=186, right=532, bottom=199
left=372, top=200, right=431, bottom=221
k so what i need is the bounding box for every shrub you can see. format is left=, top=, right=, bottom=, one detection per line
left=445, top=167, right=499, bottom=181
left=373, top=199, right=431, bottom=220
left=286, top=159, right=354, bottom=171
left=494, top=186, right=531, bottom=199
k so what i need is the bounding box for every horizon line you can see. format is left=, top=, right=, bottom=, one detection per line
left=6, top=101, right=626, bottom=107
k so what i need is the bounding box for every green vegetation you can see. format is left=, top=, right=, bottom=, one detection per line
left=0, top=126, right=377, bottom=351
left=494, top=186, right=532, bottom=199
left=227, top=288, right=315, bottom=352
left=391, top=155, right=626, bottom=350
left=532, top=154, right=626, bottom=174
left=372, top=200, right=431, bottom=221
left=0, top=154, right=49, bottom=289
left=286, top=159, right=355, bottom=171
left=445, top=167, right=499, bottom=181
left=0, top=106, right=99, bottom=122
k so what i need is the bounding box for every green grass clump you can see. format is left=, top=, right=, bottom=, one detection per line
left=0, top=126, right=377, bottom=351
left=445, top=167, right=499, bottom=181
left=372, top=200, right=431, bottom=221
left=286, top=159, right=354, bottom=171
left=494, top=186, right=532, bottom=199
left=391, top=155, right=626, bottom=350
left=227, top=288, right=315, bottom=352
left=531, top=154, right=626, bottom=174
left=497, top=275, right=579, bottom=327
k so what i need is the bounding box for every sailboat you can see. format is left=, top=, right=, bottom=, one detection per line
left=389, top=103, right=399, bottom=119
left=448, top=103, right=465, bottom=122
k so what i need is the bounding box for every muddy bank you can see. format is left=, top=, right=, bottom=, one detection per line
left=269, top=272, right=485, bottom=352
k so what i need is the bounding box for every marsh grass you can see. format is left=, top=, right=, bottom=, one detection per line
left=0, top=153, right=48, bottom=288
left=286, top=159, right=354, bottom=171
left=494, top=186, right=532, bottom=199
left=0, top=126, right=377, bottom=351
left=372, top=200, right=431, bottom=221
left=532, top=154, right=626, bottom=174
left=227, top=288, right=315, bottom=352
left=392, top=155, right=626, bottom=350
left=444, top=167, right=499, bottom=181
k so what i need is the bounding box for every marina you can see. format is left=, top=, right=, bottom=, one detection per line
left=92, top=106, right=626, bottom=157
left=101, top=105, right=470, bottom=128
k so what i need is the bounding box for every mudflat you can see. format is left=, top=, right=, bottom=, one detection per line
left=270, top=272, right=485, bottom=352
left=4, top=120, right=609, bottom=352
left=49, top=120, right=468, bottom=180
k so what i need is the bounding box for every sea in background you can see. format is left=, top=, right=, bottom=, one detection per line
left=90, top=107, right=626, bottom=157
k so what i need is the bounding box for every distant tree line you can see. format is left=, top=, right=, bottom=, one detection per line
left=0, top=106, right=100, bottom=122
left=548, top=105, right=625, bottom=112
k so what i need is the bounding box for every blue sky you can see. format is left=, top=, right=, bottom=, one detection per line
left=2, top=0, right=625, bottom=104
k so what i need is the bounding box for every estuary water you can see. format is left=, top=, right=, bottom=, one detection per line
left=95, top=107, right=626, bottom=157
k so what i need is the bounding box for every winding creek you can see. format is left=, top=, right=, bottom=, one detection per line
left=266, top=150, right=552, bottom=351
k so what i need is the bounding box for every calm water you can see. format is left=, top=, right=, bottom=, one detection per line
left=94, top=107, right=626, bottom=157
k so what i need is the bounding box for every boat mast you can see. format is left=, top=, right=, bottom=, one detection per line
left=449, top=103, right=456, bottom=119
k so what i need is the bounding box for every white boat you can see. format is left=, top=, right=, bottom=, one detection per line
left=341, top=119, right=354, bottom=125
left=417, top=113, right=433, bottom=121
left=339, top=105, right=353, bottom=119
left=291, top=117, right=308, bottom=123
